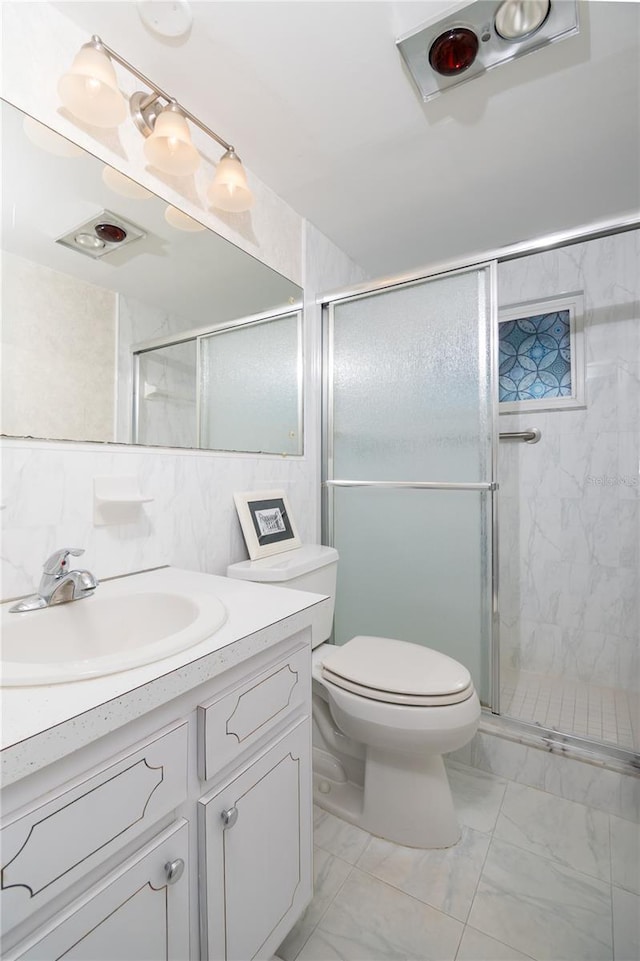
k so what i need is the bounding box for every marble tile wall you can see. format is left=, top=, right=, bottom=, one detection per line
left=0, top=439, right=317, bottom=597
left=135, top=341, right=198, bottom=449
left=497, top=230, right=640, bottom=695
left=450, top=725, right=639, bottom=823
left=116, top=294, right=200, bottom=445
left=301, top=221, right=369, bottom=537
left=1, top=252, right=116, bottom=443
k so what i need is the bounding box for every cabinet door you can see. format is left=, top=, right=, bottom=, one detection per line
left=199, top=719, right=312, bottom=961
left=7, top=820, right=189, bottom=961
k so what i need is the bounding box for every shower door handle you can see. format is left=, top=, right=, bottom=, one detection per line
left=324, top=480, right=497, bottom=491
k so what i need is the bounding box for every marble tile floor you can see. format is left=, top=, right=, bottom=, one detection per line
left=500, top=670, right=639, bottom=753
left=277, top=760, right=640, bottom=961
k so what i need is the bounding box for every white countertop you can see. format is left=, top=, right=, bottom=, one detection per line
left=0, top=567, right=328, bottom=786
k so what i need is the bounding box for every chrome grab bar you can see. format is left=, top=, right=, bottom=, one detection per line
left=499, top=428, right=541, bottom=444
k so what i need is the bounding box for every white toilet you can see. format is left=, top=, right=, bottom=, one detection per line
left=227, top=545, right=480, bottom=849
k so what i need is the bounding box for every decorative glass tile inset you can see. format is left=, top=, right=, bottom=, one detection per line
left=499, top=310, right=571, bottom=402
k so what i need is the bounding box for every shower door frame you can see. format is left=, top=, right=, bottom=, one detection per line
left=321, top=261, right=501, bottom=714
left=320, top=212, right=640, bottom=765
left=131, top=303, right=304, bottom=452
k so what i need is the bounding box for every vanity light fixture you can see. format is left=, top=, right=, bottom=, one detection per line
left=58, top=36, right=254, bottom=212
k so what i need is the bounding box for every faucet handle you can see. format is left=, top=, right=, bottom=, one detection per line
left=42, top=548, right=85, bottom=576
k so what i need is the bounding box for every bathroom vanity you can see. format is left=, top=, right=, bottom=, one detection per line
left=0, top=568, right=329, bottom=960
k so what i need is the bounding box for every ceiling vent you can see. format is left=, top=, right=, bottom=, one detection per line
left=56, top=209, right=146, bottom=260
left=397, top=0, right=579, bottom=102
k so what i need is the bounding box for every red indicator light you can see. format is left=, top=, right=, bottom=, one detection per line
left=429, top=28, right=479, bottom=76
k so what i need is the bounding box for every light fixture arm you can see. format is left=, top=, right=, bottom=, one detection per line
left=91, top=35, right=234, bottom=153
left=60, top=35, right=253, bottom=209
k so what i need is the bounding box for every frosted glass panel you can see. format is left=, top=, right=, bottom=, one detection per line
left=200, top=312, right=301, bottom=455
left=332, top=488, right=491, bottom=703
left=326, top=264, right=495, bottom=706
left=136, top=341, right=197, bottom=448
left=331, top=268, right=491, bottom=481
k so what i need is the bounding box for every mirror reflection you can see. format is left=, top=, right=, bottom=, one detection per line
left=0, top=100, right=303, bottom=455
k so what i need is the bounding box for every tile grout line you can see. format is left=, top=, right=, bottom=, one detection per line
left=608, top=813, right=616, bottom=961
left=459, top=772, right=508, bottom=930
left=349, top=827, right=491, bottom=929
left=290, top=855, right=356, bottom=961
left=489, top=823, right=613, bottom=889
left=456, top=776, right=524, bottom=961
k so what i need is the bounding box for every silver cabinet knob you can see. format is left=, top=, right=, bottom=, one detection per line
left=164, top=858, right=185, bottom=884
left=221, top=806, right=238, bottom=829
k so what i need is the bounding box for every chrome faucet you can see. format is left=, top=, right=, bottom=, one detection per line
left=9, top=549, right=98, bottom=613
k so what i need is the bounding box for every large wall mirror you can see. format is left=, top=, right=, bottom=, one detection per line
left=0, top=100, right=304, bottom=455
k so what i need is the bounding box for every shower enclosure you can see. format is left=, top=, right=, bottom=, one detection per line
left=322, top=219, right=639, bottom=763
left=323, top=263, right=497, bottom=707
left=496, top=230, right=639, bottom=757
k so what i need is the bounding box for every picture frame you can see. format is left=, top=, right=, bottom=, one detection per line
left=498, top=292, right=585, bottom=413
left=233, top=489, right=301, bottom=560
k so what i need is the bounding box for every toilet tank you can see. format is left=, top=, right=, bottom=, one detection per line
left=226, top=545, right=338, bottom=648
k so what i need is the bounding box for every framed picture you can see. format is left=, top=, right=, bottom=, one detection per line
left=498, top=292, right=585, bottom=413
left=233, top=489, right=301, bottom=560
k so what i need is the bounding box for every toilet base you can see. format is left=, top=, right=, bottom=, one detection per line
left=313, top=748, right=460, bottom=849
left=362, top=746, right=460, bottom=848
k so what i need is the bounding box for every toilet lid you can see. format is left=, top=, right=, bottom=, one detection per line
left=321, top=635, right=473, bottom=703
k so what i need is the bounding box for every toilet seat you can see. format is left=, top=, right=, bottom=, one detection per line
left=321, top=635, right=475, bottom=707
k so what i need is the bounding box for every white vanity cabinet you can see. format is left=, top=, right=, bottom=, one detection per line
left=1, top=626, right=314, bottom=961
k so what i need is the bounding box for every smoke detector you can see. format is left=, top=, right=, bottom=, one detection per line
left=397, top=0, right=579, bottom=102
left=56, top=209, right=146, bottom=260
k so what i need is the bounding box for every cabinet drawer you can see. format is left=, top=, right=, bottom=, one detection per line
left=1, top=721, right=188, bottom=935
left=198, top=644, right=310, bottom=781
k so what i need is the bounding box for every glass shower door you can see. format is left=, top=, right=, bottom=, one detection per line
left=324, top=265, right=496, bottom=705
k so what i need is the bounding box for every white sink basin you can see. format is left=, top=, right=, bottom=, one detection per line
left=1, top=590, right=227, bottom=686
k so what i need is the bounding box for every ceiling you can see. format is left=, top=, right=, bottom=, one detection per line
left=54, top=1, right=640, bottom=279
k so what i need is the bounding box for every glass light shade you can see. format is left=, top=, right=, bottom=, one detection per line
left=207, top=150, right=253, bottom=213
left=494, top=0, right=550, bottom=40
left=75, top=233, right=105, bottom=249
left=58, top=43, right=127, bottom=127
left=143, top=105, right=200, bottom=176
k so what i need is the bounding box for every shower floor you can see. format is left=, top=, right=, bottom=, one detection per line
left=500, top=669, right=639, bottom=754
